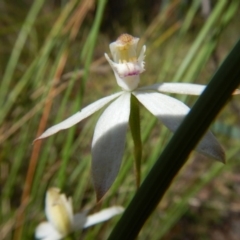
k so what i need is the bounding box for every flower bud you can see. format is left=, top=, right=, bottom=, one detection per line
left=45, top=188, right=73, bottom=236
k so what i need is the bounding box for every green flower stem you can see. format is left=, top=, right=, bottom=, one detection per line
left=129, top=94, right=142, bottom=188
left=108, top=38, right=240, bottom=240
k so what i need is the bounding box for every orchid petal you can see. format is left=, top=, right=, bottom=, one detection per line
left=92, top=92, right=131, bottom=200
left=134, top=91, right=225, bottom=161
left=138, top=83, right=206, bottom=95
left=83, top=206, right=124, bottom=228
left=35, top=222, right=63, bottom=240
left=35, top=92, right=122, bottom=141
left=134, top=91, right=190, bottom=131
left=196, top=131, right=225, bottom=161
left=105, top=53, right=141, bottom=91
left=45, top=188, right=73, bottom=236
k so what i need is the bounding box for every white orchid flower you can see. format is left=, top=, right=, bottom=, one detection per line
left=35, top=188, right=124, bottom=240
left=35, top=33, right=226, bottom=200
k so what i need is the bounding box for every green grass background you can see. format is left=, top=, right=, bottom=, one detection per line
left=1, top=0, right=240, bottom=239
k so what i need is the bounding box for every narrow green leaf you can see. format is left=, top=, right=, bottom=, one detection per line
left=0, top=0, right=45, bottom=105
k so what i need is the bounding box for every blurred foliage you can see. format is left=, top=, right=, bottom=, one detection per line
left=0, top=0, right=240, bottom=239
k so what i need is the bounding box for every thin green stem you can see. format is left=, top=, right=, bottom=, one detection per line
left=129, top=94, right=142, bottom=188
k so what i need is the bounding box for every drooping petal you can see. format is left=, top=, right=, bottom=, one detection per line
left=35, top=222, right=63, bottom=240
left=83, top=206, right=124, bottom=228
left=196, top=131, right=225, bottom=161
left=92, top=92, right=131, bottom=200
left=35, top=92, right=122, bottom=141
left=134, top=91, right=225, bottom=161
left=138, top=83, right=206, bottom=95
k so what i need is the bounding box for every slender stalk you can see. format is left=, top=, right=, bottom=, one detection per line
left=129, top=94, right=142, bottom=188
